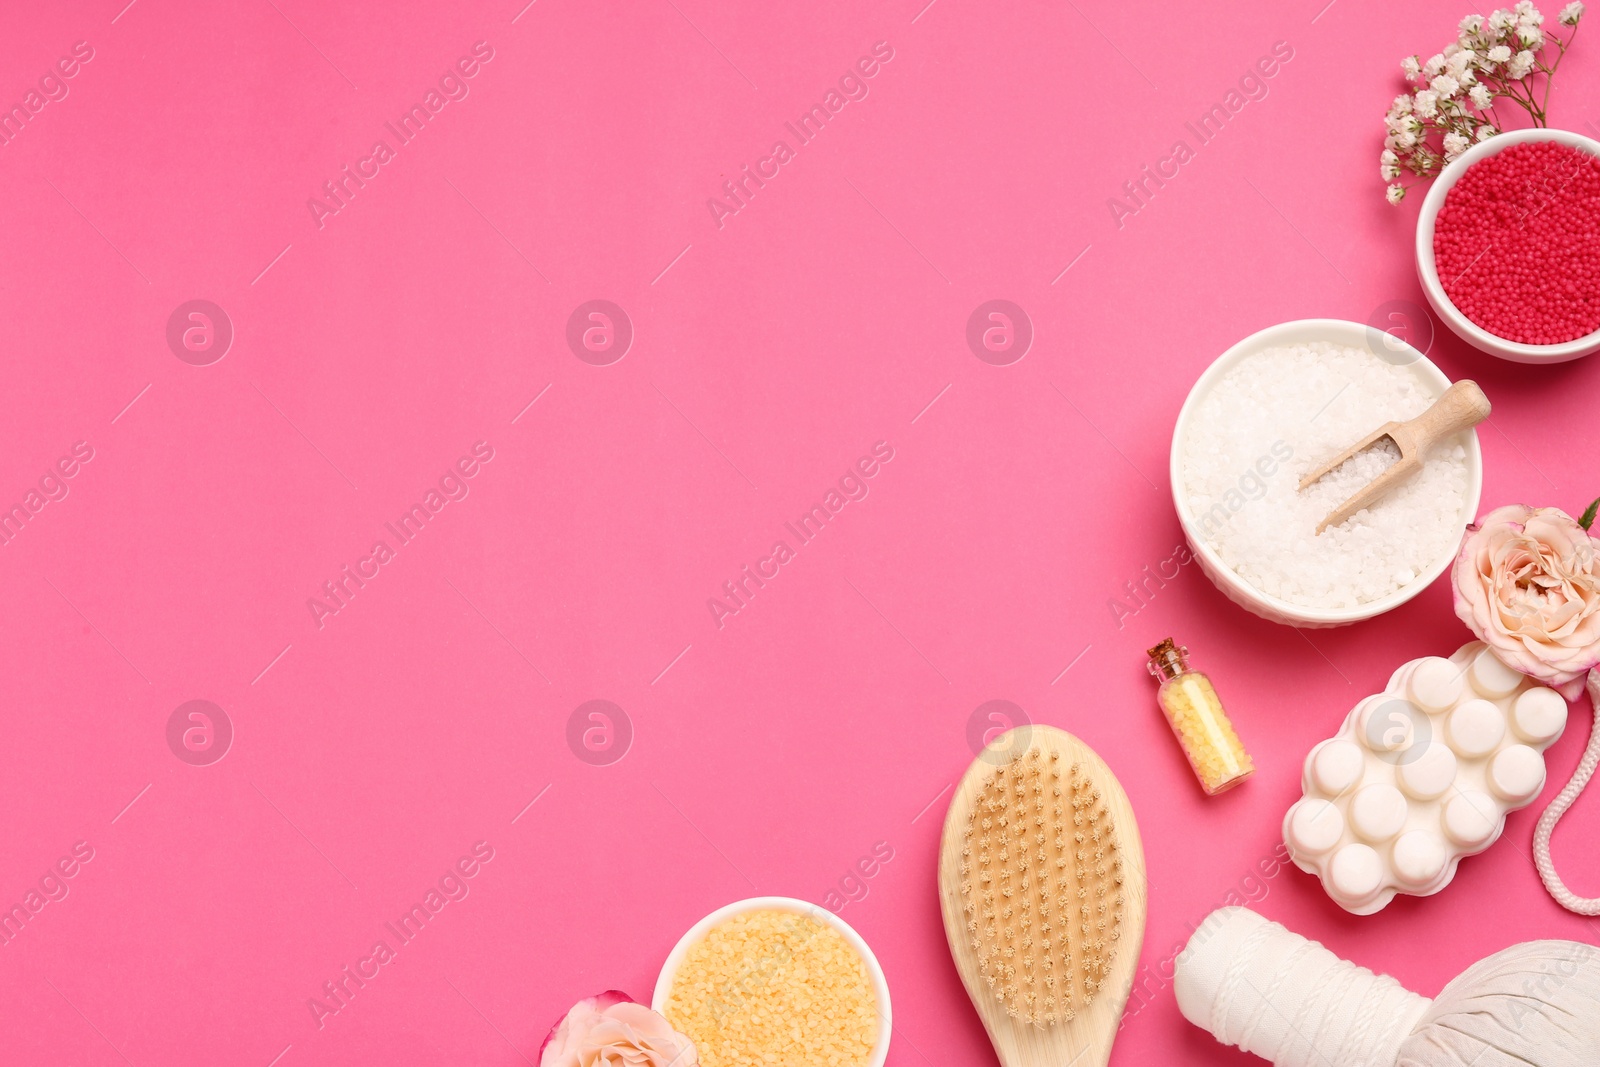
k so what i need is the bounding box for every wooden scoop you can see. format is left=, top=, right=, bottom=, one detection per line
left=938, top=725, right=1147, bottom=1067
left=1299, top=379, right=1490, bottom=534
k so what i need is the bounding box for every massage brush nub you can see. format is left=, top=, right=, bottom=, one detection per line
left=939, top=725, right=1148, bottom=1067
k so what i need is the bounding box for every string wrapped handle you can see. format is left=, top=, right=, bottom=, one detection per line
left=1174, top=908, right=1428, bottom=1067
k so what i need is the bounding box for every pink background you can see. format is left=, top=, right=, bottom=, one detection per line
left=3, top=0, right=1598, bottom=1064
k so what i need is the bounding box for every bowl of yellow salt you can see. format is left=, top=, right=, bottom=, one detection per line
left=652, top=896, right=891, bottom=1067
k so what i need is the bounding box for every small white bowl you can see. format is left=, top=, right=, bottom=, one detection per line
left=1416, top=127, right=1600, bottom=363
left=1170, top=318, right=1483, bottom=628
left=652, top=896, right=892, bottom=1067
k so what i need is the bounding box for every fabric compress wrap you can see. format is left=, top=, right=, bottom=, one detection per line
left=1175, top=906, right=1600, bottom=1067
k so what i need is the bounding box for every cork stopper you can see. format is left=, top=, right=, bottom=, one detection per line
left=1147, top=638, right=1189, bottom=682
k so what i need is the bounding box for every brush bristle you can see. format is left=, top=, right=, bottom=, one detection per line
left=959, top=747, right=1124, bottom=1027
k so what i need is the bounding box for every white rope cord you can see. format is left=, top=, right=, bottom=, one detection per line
left=1328, top=975, right=1366, bottom=1067
left=1319, top=965, right=1364, bottom=1067
left=1291, top=959, right=1361, bottom=1067
left=1532, top=667, right=1600, bottom=915
left=1235, top=938, right=1314, bottom=1052
left=1214, top=919, right=1275, bottom=1044
left=1337, top=975, right=1385, bottom=1067
left=1284, top=953, right=1346, bottom=1067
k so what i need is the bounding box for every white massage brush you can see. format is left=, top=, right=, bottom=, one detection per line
left=1175, top=906, right=1600, bottom=1067
left=938, top=725, right=1148, bottom=1067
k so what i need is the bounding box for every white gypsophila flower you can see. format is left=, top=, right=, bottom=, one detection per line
left=1387, top=183, right=1406, bottom=204
left=1508, top=49, right=1536, bottom=76
left=1518, top=23, right=1545, bottom=46
left=1447, top=50, right=1474, bottom=76
left=1432, top=74, right=1462, bottom=96
left=1491, top=9, right=1518, bottom=32
left=1382, top=126, right=1418, bottom=150
left=1393, top=93, right=1413, bottom=114
left=1517, top=0, right=1545, bottom=24
left=1487, top=43, right=1513, bottom=62
left=1461, top=13, right=1487, bottom=40
left=1425, top=53, right=1447, bottom=77
left=1559, top=2, right=1585, bottom=25
left=1470, top=83, right=1495, bottom=108
left=1381, top=149, right=1401, bottom=179
left=1414, top=89, right=1440, bottom=117
left=1477, top=124, right=1498, bottom=140
left=1444, top=42, right=1463, bottom=57
left=1402, top=54, right=1422, bottom=77
left=1444, top=132, right=1470, bottom=159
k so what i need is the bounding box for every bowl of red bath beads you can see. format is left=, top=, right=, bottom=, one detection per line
left=1416, top=128, right=1600, bottom=363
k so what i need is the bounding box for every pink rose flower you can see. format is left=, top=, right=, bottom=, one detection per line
left=539, top=991, right=697, bottom=1067
left=1453, top=504, right=1600, bottom=700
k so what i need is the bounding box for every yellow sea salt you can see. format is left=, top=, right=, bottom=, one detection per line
left=665, top=909, right=879, bottom=1067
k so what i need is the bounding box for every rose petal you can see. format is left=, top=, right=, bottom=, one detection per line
left=540, top=992, right=637, bottom=1067
left=540, top=992, right=696, bottom=1067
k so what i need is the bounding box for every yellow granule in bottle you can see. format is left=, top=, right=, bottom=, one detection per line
left=664, top=909, right=879, bottom=1067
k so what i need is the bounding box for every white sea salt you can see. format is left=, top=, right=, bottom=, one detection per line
left=1181, top=341, right=1471, bottom=609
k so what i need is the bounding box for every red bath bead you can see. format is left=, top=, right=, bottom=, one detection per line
left=1433, top=141, right=1600, bottom=345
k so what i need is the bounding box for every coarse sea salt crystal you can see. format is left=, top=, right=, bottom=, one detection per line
left=1181, top=341, right=1471, bottom=610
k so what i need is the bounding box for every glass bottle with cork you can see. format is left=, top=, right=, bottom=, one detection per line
left=1146, top=638, right=1254, bottom=795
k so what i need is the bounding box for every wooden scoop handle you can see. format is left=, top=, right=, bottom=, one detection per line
left=1310, top=380, right=1489, bottom=534
left=1397, top=379, right=1491, bottom=455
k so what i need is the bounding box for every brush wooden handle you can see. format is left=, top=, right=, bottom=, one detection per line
left=938, top=725, right=1147, bottom=1067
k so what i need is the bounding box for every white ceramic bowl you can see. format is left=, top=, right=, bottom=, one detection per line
left=652, top=896, right=892, bottom=1067
left=1416, top=127, right=1600, bottom=363
left=1170, top=318, right=1483, bottom=628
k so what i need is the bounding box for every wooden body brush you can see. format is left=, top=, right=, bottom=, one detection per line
left=938, top=725, right=1147, bottom=1067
